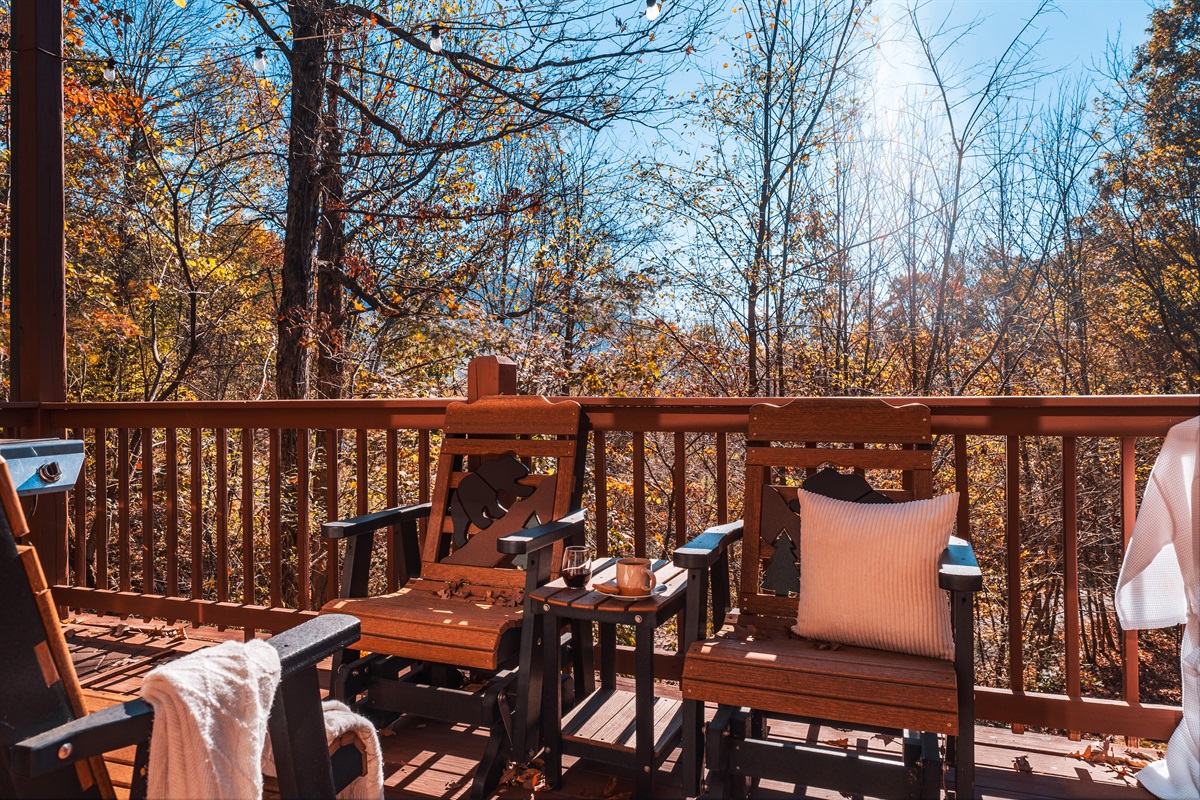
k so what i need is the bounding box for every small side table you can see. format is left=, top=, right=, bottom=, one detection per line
left=531, top=557, right=689, bottom=798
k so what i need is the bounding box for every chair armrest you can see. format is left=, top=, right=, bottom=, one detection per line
left=496, top=509, right=586, bottom=555
left=271, top=614, right=362, bottom=681
left=322, top=502, right=431, bottom=540
left=673, top=521, right=745, bottom=569
left=939, top=536, right=983, bottom=593
left=10, top=699, right=154, bottom=778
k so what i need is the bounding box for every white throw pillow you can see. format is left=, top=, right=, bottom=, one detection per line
left=790, top=489, right=958, bottom=660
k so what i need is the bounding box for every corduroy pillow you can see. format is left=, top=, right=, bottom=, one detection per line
left=791, top=489, right=957, bottom=660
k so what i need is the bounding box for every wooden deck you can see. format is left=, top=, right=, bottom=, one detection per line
left=65, top=615, right=1157, bottom=800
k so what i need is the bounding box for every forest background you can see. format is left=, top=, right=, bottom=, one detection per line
left=0, top=0, right=1196, bottom=717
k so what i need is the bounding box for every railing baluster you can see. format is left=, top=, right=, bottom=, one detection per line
left=165, top=427, right=178, bottom=597
left=1120, top=436, right=1139, bottom=745
left=190, top=428, right=203, bottom=607
left=95, top=427, right=108, bottom=591
left=73, top=427, right=87, bottom=587
left=954, top=434, right=970, bottom=542
left=716, top=432, right=728, bottom=526
left=325, top=429, right=339, bottom=601
left=418, top=429, right=430, bottom=546
left=141, top=428, right=155, bottom=593
left=594, top=430, right=608, bottom=557
left=269, top=428, right=282, bottom=608
left=356, top=429, right=369, bottom=520
left=215, top=428, right=228, bottom=605
left=633, top=431, right=646, bottom=558
left=1063, top=436, right=1081, bottom=741
left=298, top=429, right=310, bottom=610
left=1006, top=434, right=1024, bottom=734
left=117, top=428, right=130, bottom=593
left=385, top=428, right=398, bottom=592
left=241, top=428, right=254, bottom=610
left=674, top=431, right=687, bottom=548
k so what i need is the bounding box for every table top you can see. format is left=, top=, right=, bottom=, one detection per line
left=530, top=557, right=689, bottom=618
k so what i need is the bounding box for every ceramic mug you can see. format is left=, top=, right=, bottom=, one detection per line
left=615, top=557, right=654, bottom=596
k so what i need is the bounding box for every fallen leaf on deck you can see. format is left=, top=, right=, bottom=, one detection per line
left=1068, top=744, right=1147, bottom=769
left=602, top=776, right=620, bottom=797
left=872, top=733, right=896, bottom=746
left=1013, top=755, right=1032, bottom=773
left=1107, top=764, right=1136, bottom=783
left=821, top=738, right=850, bottom=748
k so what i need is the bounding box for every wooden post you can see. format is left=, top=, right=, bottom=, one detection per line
left=10, top=0, right=68, bottom=584
left=467, top=356, right=517, bottom=400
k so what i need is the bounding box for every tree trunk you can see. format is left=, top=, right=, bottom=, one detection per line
left=276, top=0, right=327, bottom=402
left=315, top=49, right=347, bottom=402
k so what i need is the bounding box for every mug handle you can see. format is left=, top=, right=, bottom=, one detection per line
left=637, top=567, right=654, bottom=591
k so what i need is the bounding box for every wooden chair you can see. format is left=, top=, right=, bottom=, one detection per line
left=0, top=458, right=365, bottom=800
left=319, top=395, right=589, bottom=800
left=673, top=399, right=982, bottom=799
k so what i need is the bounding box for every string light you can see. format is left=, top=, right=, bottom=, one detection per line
left=645, top=0, right=661, bottom=21
left=252, top=46, right=268, bottom=72
left=103, top=58, right=116, bottom=82
left=429, top=24, right=443, bottom=53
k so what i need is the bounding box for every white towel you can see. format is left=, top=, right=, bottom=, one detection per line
left=141, top=638, right=282, bottom=800
left=1116, top=416, right=1199, bottom=800
left=261, top=699, right=384, bottom=800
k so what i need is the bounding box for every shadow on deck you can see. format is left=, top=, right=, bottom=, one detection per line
left=65, top=616, right=1155, bottom=800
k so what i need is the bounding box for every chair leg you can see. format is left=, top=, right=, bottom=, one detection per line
left=514, top=612, right=542, bottom=762
left=728, top=709, right=751, bottom=800
left=704, top=705, right=735, bottom=800
left=954, top=722, right=974, bottom=800
left=471, top=722, right=511, bottom=800
left=130, top=740, right=150, bottom=800
left=920, top=732, right=941, bottom=800
left=472, top=684, right=515, bottom=800
left=682, top=699, right=704, bottom=798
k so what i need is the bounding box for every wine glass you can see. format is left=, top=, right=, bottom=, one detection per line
left=561, top=546, right=592, bottom=589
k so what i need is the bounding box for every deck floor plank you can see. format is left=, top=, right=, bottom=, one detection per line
left=66, top=614, right=1155, bottom=800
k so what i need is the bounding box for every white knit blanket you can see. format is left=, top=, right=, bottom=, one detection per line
left=262, top=699, right=384, bottom=800
left=1116, top=416, right=1199, bottom=799
left=141, top=639, right=281, bottom=800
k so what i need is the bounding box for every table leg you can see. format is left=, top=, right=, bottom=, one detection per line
left=600, top=622, right=616, bottom=692
left=635, top=617, right=655, bottom=798
left=570, top=619, right=595, bottom=699
left=542, top=610, right=563, bottom=789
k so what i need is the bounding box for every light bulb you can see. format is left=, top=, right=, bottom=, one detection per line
left=252, top=46, right=267, bottom=72
left=645, top=0, right=661, bottom=21
left=103, top=58, right=116, bottom=82
left=430, top=24, right=443, bottom=53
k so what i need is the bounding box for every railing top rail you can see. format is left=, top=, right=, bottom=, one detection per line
left=36, top=398, right=461, bottom=430
left=564, top=395, right=1199, bottom=436
left=1, top=394, right=1192, bottom=437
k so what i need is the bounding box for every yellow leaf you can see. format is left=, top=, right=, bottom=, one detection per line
left=175, top=0, right=187, bottom=6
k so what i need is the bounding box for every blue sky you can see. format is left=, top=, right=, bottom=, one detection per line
left=915, top=0, right=1155, bottom=75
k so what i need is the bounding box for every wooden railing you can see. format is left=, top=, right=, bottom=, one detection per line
left=3, top=376, right=1194, bottom=743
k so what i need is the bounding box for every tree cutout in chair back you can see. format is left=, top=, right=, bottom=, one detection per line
left=449, top=453, right=534, bottom=548
left=444, top=453, right=559, bottom=567
left=759, top=485, right=801, bottom=595
left=800, top=466, right=893, bottom=505
left=762, top=529, right=800, bottom=596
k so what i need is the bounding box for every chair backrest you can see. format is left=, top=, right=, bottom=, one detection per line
left=0, top=458, right=116, bottom=799
left=740, top=399, right=934, bottom=622
left=419, top=396, right=588, bottom=589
